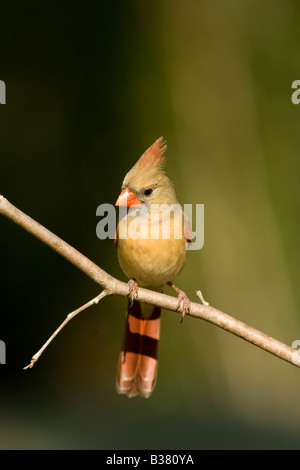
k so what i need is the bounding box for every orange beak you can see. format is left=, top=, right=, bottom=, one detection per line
left=115, top=187, right=142, bottom=208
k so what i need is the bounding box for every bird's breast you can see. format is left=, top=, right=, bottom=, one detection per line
left=117, top=212, right=186, bottom=287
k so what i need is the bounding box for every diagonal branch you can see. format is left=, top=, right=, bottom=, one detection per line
left=1, top=194, right=300, bottom=369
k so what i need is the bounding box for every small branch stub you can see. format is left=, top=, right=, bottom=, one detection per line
left=196, top=290, right=209, bottom=306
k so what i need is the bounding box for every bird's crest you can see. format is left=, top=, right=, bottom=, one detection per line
left=136, top=137, right=167, bottom=172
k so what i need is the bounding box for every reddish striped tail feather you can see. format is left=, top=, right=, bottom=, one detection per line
left=116, top=300, right=161, bottom=398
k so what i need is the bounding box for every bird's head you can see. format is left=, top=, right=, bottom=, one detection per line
left=115, top=137, right=178, bottom=209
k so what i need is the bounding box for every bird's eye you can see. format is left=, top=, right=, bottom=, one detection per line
left=144, top=188, right=153, bottom=196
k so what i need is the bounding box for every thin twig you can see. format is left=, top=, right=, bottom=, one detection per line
left=23, top=290, right=109, bottom=369
left=1, top=194, right=299, bottom=369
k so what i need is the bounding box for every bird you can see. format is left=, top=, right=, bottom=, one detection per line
left=114, top=137, right=191, bottom=398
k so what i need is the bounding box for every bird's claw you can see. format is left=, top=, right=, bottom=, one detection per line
left=177, top=291, right=191, bottom=323
left=168, top=282, right=190, bottom=323
left=128, top=279, right=138, bottom=306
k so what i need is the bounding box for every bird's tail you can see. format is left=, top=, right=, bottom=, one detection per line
left=116, top=300, right=161, bottom=398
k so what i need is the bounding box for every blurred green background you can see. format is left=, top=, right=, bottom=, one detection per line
left=1, top=0, right=300, bottom=450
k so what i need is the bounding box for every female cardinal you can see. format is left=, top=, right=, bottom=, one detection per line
left=115, top=137, right=191, bottom=398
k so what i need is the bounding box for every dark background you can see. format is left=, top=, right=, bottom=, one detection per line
left=1, top=0, right=300, bottom=449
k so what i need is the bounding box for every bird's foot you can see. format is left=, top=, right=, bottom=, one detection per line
left=168, top=282, right=191, bottom=323
left=128, top=279, right=138, bottom=306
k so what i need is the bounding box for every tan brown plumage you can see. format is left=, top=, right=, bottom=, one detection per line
left=115, top=137, right=190, bottom=398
